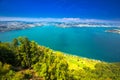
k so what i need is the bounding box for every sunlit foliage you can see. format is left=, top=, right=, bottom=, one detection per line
left=0, top=37, right=120, bottom=80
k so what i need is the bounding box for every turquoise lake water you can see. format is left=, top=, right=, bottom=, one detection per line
left=0, top=26, right=120, bottom=62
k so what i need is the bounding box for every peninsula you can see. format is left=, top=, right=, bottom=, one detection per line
left=106, top=29, right=120, bottom=34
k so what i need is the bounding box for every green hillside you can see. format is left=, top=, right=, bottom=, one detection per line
left=0, top=37, right=120, bottom=80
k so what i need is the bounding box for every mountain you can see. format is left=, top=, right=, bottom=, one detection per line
left=0, top=21, right=120, bottom=32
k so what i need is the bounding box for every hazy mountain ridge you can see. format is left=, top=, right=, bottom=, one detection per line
left=0, top=21, right=120, bottom=32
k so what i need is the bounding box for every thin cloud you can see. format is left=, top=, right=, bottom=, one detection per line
left=0, top=16, right=120, bottom=24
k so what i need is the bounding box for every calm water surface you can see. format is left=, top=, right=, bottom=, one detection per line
left=0, top=26, right=120, bottom=62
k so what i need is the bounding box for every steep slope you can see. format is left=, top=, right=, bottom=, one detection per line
left=0, top=37, right=120, bottom=80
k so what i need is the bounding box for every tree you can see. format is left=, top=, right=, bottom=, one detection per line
left=33, top=50, right=69, bottom=80
left=0, top=43, right=15, bottom=65
left=12, top=38, right=19, bottom=48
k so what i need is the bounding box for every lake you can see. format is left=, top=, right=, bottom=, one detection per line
left=0, top=26, right=120, bottom=62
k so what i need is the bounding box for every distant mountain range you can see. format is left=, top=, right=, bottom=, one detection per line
left=0, top=21, right=120, bottom=32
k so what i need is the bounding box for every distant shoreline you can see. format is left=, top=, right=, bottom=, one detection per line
left=105, top=29, right=120, bottom=34
left=0, top=21, right=120, bottom=32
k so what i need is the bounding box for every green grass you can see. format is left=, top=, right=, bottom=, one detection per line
left=55, top=51, right=104, bottom=70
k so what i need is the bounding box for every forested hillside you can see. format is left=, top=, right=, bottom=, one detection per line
left=0, top=37, right=120, bottom=80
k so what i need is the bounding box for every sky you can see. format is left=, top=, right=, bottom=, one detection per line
left=0, top=0, right=120, bottom=20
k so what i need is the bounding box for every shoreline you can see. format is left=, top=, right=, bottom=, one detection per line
left=105, top=29, right=120, bottom=34
left=0, top=21, right=120, bottom=32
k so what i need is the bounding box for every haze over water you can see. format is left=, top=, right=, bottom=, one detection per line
left=0, top=26, right=120, bottom=62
